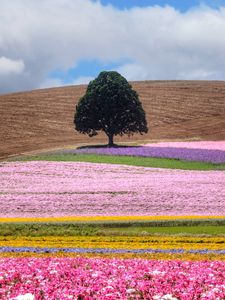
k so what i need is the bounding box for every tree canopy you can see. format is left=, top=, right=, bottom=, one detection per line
left=74, top=71, right=148, bottom=146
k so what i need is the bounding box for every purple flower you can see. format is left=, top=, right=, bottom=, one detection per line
left=73, top=142, right=225, bottom=163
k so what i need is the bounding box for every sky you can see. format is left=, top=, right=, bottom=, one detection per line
left=1, top=0, right=225, bottom=93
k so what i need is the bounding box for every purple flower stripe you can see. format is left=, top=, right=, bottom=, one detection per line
left=1, top=246, right=225, bottom=255
left=74, top=146, right=225, bottom=163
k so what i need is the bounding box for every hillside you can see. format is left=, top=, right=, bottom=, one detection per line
left=0, top=80, right=225, bottom=160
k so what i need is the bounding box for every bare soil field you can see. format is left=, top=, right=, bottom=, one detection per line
left=0, top=80, right=225, bottom=160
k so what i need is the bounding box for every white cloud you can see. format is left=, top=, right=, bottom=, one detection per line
left=1, top=0, right=225, bottom=93
left=0, top=56, right=24, bottom=75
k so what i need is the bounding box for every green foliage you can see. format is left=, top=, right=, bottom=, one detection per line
left=74, top=71, right=148, bottom=145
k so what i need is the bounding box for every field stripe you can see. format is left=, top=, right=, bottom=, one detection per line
left=1, top=251, right=225, bottom=261
left=0, top=236, right=224, bottom=250
left=0, top=215, right=225, bottom=223
left=1, top=246, right=225, bottom=255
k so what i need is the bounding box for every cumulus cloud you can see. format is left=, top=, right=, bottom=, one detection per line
left=1, top=0, right=225, bottom=93
left=0, top=56, right=24, bottom=75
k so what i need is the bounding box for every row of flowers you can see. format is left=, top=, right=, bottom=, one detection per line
left=0, top=215, right=223, bottom=223
left=1, top=246, right=225, bottom=255
left=0, top=236, right=224, bottom=250
left=72, top=141, right=225, bottom=163
left=1, top=161, right=225, bottom=217
left=1, top=257, right=225, bottom=299
left=1, top=251, right=225, bottom=261
left=144, top=141, right=225, bottom=150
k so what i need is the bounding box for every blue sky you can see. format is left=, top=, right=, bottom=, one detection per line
left=49, top=59, right=129, bottom=84
left=98, top=0, right=201, bottom=11
left=98, top=0, right=225, bottom=11
left=1, top=0, right=225, bottom=93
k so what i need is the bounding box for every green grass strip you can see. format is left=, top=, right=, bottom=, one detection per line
left=104, top=225, right=225, bottom=236
left=18, top=153, right=225, bottom=170
left=1, top=222, right=225, bottom=237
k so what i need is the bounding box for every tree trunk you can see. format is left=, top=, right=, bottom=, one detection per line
left=107, top=133, right=114, bottom=147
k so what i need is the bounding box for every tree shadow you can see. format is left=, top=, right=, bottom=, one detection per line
left=77, top=144, right=142, bottom=149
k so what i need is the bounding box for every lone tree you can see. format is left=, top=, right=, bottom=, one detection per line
left=74, top=71, right=148, bottom=146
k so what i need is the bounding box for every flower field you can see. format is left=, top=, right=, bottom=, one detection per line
left=1, top=161, right=225, bottom=217
left=0, top=235, right=225, bottom=253
left=1, top=142, right=225, bottom=299
left=144, top=141, right=225, bottom=150
left=74, top=141, right=225, bottom=163
left=0, top=215, right=222, bottom=223
left=1, top=257, right=225, bottom=300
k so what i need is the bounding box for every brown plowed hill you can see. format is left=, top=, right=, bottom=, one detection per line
left=0, top=80, right=225, bottom=159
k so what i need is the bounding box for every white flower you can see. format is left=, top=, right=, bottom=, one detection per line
left=127, top=288, right=136, bottom=294
left=13, top=293, right=35, bottom=300
left=153, top=295, right=178, bottom=300
left=153, top=296, right=161, bottom=300
left=162, top=295, right=179, bottom=300
left=152, top=270, right=165, bottom=276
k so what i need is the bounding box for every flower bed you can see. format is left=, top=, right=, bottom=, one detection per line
left=1, top=155, right=225, bottom=299
left=1, top=161, right=225, bottom=217
left=73, top=141, right=225, bottom=163
left=0, top=215, right=223, bottom=223
left=1, top=257, right=225, bottom=300
left=145, top=141, right=225, bottom=150
left=0, top=236, right=224, bottom=251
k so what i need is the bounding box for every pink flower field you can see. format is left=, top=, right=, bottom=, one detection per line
left=1, top=257, right=225, bottom=300
left=0, top=161, right=225, bottom=217
left=1, top=157, right=225, bottom=299
left=144, top=141, right=225, bottom=150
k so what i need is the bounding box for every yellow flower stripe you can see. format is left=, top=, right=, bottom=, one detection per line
left=0, top=252, right=225, bottom=261
left=0, top=236, right=224, bottom=250
left=0, top=215, right=224, bottom=223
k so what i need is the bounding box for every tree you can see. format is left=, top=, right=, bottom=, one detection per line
left=74, top=71, right=148, bottom=146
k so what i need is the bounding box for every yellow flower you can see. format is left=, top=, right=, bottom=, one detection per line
left=0, top=215, right=224, bottom=223
left=0, top=236, right=224, bottom=250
